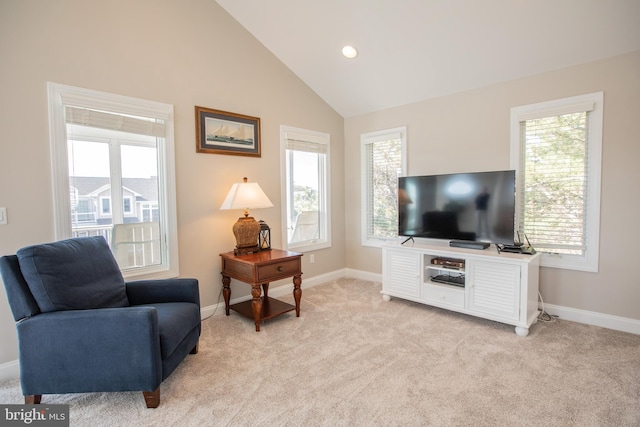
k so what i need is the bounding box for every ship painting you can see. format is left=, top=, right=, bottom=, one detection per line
left=205, top=117, right=254, bottom=147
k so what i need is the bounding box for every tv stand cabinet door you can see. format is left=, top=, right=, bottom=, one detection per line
left=382, top=248, right=421, bottom=300
left=467, top=261, right=520, bottom=322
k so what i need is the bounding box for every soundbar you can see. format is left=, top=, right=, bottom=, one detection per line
left=449, top=240, right=490, bottom=250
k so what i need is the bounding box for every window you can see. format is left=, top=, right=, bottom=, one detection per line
left=100, top=197, right=112, bottom=215
left=280, top=126, right=331, bottom=252
left=510, top=92, right=603, bottom=272
left=48, top=82, right=179, bottom=279
left=361, top=127, right=407, bottom=247
left=123, top=196, right=133, bottom=214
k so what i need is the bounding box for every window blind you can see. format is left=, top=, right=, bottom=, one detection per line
left=519, top=111, right=589, bottom=254
left=285, top=132, right=328, bottom=153
left=65, top=106, right=166, bottom=138
left=365, top=136, right=402, bottom=238
left=281, top=126, right=331, bottom=251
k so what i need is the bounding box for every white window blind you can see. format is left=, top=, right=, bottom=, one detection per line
left=285, top=131, right=328, bottom=153
left=511, top=92, right=603, bottom=272
left=361, top=127, right=406, bottom=247
left=65, top=106, right=165, bottom=137
left=519, top=111, right=589, bottom=254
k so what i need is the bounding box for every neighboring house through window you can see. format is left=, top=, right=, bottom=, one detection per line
left=510, top=92, right=603, bottom=272
left=280, top=126, right=331, bottom=252
left=361, top=127, right=407, bottom=247
left=47, top=82, right=179, bottom=279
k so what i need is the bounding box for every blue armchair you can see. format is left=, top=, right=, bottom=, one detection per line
left=0, top=236, right=201, bottom=408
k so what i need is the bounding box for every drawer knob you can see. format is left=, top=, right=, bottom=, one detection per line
left=277, top=266, right=284, bottom=272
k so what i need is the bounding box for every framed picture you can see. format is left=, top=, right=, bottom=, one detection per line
left=195, top=106, right=261, bottom=157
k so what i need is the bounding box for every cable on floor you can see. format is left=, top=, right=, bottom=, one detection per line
left=538, top=291, right=556, bottom=323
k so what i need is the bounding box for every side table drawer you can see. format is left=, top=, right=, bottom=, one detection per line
left=222, top=258, right=253, bottom=280
left=257, top=259, right=301, bottom=282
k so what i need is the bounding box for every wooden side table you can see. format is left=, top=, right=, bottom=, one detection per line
left=220, top=249, right=303, bottom=331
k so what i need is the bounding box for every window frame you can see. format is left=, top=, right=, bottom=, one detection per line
left=510, top=92, right=603, bottom=272
left=47, top=82, right=179, bottom=279
left=280, top=125, right=331, bottom=252
left=360, top=127, right=407, bottom=248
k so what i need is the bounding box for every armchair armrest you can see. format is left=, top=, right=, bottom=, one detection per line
left=17, top=307, right=162, bottom=395
left=126, top=278, right=200, bottom=307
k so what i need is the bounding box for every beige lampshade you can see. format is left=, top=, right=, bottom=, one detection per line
left=220, top=177, right=273, bottom=215
left=220, top=177, right=273, bottom=254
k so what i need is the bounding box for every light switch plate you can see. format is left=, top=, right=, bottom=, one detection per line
left=0, top=207, right=7, bottom=225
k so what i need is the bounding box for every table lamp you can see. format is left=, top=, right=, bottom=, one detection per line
left=220, top=177, right=273, bottom=255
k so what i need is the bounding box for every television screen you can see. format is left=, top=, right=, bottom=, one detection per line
left=398, top=170, right=516, bottom=245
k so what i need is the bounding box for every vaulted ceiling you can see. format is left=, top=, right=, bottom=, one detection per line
left=216, top=0, right=640, bottom=118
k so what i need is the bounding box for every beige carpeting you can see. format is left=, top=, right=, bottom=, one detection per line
left=1, top=278, right=639, bottom=426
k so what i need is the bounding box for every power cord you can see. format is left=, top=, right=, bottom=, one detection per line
left=537, top=291, right=557, bottom=323
left=201, top=285, right=225, bottom=320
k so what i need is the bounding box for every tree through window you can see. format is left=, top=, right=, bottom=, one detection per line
left=361, top=127, right=406, bottom=246
left=511, top=92, right=603, bottom=272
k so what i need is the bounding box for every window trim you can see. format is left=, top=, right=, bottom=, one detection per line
left=47, top=82, right=179, bottom=279
left=280, top=125, right=331, bottom=252
left=360, top=127, right=407, bottom=248
left=510, top=92, right=603, bottom=272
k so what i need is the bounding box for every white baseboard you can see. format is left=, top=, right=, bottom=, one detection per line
left=200, top=304, right=221, bottom=319
left=344, top=268, right=382, bottom=283
left=0, top=359, right=19, bottom=382
left=541, top=302, right=640, bottom=335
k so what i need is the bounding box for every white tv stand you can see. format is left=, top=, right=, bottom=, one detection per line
left=381, top=241, right=540, bottom=336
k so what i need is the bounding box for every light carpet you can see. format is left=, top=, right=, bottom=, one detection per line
left=1, top=278, right=639, bottom=426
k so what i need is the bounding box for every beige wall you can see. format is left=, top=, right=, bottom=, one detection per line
left=1, top=0, right=637, bottom=368
left=0, top=0, right=345, bottom=363
left=345, top=51, right=640, bottom=321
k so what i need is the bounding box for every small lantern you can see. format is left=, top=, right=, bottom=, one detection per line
left=258, top=220, right=271, bottom=250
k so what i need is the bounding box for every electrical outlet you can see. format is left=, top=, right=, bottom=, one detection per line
left=309, top=254, right=315, bottom=264
left=0, top=207, right=7, bottom=225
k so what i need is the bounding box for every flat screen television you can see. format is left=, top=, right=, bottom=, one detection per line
left=398, top=170, right=516, bottom=245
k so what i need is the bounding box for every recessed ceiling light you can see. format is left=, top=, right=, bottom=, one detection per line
left=342, top=45, right=358, bottom=59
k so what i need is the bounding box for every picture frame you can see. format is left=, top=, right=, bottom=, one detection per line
left=195, top=106, right=261, bottom=157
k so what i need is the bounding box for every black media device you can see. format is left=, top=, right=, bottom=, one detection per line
left=496, top=232, right=536, bottom=255
left=398, top=170, right=516, bottom=248
left=450, top=240, right=490, bottom=250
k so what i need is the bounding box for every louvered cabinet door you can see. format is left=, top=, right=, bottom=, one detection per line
left=467, top=261, right=520, bottom=322
left=382, top=248, right=421, bottom=300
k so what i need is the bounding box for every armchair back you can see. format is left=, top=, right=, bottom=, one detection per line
left=0, top=255, right=40, bottom=322
left=15, top=236, right=129, bottom=313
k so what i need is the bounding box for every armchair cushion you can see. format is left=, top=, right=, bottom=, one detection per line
left=17, top=236, right=129, bottom=313
left=139, top=302, right=201, bottom=360
left=17, top=307, right=163, bottom=394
